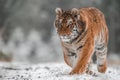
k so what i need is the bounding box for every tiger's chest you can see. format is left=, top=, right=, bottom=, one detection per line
left=68, top=46, right=77, bottom=56
left=64, top=43, right=78, bottom=54
left=66, top=44, right=79, bottom=67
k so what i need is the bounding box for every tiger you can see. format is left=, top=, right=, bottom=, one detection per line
left=54, top=7, right=109, bottom=75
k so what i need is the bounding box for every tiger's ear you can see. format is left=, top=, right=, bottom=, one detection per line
left=71, top=8, right=79, bottom=15
left=55, top=8, right=63, bottom=15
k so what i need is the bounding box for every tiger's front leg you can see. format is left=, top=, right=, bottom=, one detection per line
left=69, top=39, right=94, bottom=75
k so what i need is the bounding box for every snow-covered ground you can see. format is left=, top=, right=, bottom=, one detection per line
left=0, top=62, right=120, bottom=80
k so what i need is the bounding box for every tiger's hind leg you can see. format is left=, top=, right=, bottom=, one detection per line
left=96, top=46, right=107, bottom=73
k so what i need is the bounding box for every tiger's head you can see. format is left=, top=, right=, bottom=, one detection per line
left=54, top=8, right=86, bottom=42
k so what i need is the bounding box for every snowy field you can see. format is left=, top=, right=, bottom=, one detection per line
left=0, top=62, right=120, bottom=80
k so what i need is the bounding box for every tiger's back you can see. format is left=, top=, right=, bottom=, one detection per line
left=54, top=7, right=109, bottom=75
left=80, top=7, right=108, bottom=44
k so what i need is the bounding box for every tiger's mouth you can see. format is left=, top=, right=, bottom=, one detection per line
left=60, top=32, right=79, bottom=42
left=60, top=36, right=71, bottom=42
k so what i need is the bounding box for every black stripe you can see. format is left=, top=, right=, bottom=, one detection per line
left=77, top=44, right=84, bottom=50
left=70, top=34, right=80, bottom=43
left=76, top=31, right=87, bottom=44
left=98, top=64, right=104, bottom=67
left=67, top=52, right=77, bottom=58
left=96, top=45, right=105, bottom=51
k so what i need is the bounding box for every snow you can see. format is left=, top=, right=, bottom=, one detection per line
left=0, top=62, right=120, bottom=80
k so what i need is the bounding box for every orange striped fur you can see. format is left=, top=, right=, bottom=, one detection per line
left=54, top=7, right=109, bottom=75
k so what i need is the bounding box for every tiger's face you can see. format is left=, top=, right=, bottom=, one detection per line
left=54, top=8, right=85, bottom=42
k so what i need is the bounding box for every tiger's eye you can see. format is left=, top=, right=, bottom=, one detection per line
left=74, top=15, right=77, bottom=18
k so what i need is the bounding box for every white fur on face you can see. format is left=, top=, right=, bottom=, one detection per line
left=60, top=35, right=71, bottom=42
left=71, top=27, right=79, bottom=39
left=67, top=18, right=73, bottom=26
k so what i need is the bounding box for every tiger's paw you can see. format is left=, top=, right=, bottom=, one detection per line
left=69, top=70, right=79, bottom=75
left=86, top=70, right=96, bottom=76
left=78, top=69, right=86, bottom=74
left=69, top=68, right=86, bottom=75
left=98, top=65, right=107, bottom=73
